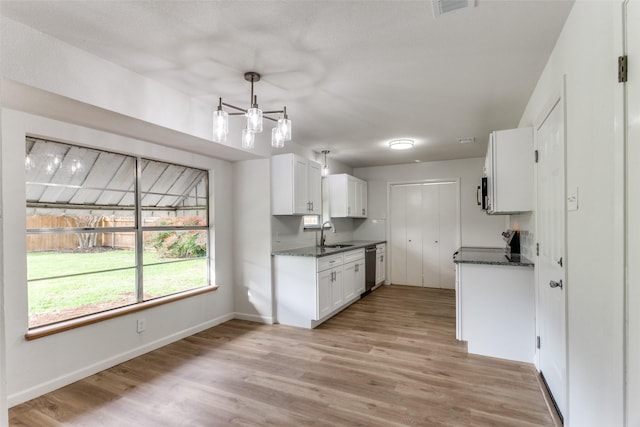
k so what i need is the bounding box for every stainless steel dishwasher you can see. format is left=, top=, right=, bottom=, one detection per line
left=364, top=245, right=377, bottom=294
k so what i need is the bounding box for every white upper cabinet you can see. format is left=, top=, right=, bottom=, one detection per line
left=272, top=153, right=322, bottom=215
left=327, top=174, right=368, bottom=218
left=484, top=127, right=533, bottom=214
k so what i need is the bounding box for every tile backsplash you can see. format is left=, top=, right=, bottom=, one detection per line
left=271, top=216, right=354, bottom=252
left=510, top=212, right=534, bottom=259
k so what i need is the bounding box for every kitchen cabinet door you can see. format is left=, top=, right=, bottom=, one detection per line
left=376, top=244, right=386, bottom=285
left=354, top=259, right=365, bottom=294
left=307, top=160, right=322, bottom=215
left=293, top=156, right=309, bottom=214
left=271, top=153, right=322, bottom=215
left=343, top=261, right=356, bottom=301
left=355, top=179, right=367, bottom=217
left=330, top=268, right=343, bottom=310
left=317, top=270, right=333, bottom=320
left=484, top=127, right=533, bottom=214
left=327, top=174, right=368, bottom=218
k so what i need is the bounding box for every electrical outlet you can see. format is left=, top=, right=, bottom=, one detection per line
left=137, top=318, right=146, bottom=333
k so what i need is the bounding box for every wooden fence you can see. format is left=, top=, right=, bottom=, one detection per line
left=26, top=215, right=136, bottom=252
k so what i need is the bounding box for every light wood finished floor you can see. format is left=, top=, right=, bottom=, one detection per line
left=9, top=285, right=554, bottom=426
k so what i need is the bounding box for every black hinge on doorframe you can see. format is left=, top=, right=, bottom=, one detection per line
left=534, top=150, right=539, bottom=163
left=536, top=243, right=540, bottom=256
left=537, top=336, right=541, bottom=349
left=619, top=56, right=628, bottom=83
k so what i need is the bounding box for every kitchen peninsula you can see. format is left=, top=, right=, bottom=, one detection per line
left=454, top=247, right=535, bottom=363
left=273, top=240, right=385, bottom=329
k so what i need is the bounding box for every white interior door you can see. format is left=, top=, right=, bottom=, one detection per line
left=626, top=1, right=640, bottom=424
left=422, top=184, right=440, bottom=287
left=390, top=185, right=408, bottom=285
left=405, top=185, right=423, bottom=286
left=536, top=93, right=567, bottom=418
left=438, top=183, right=457, bottom=289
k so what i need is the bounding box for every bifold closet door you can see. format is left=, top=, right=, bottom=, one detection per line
left=390, top=183, right=457, bottom=288
left=438, top=183, right=456, bottom=289
left=390, top=185, right=408, bottom=286
left=421, top=185, right=440, bottom=287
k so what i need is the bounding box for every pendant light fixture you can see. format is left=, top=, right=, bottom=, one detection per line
left=212, top=72, right=292, bottom=149
left=321, top=150, right=330, bottom=177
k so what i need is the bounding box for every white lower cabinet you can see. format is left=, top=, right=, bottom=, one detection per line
left=275, top=249, right=364, bottom=329
left=456, top=262, right=534, bottom=363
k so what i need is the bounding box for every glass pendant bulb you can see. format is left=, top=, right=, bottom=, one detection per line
left=246, top=95, right=263, bottom=134
left=271, top=127, right=284, bottom=148
left=277, top=106, right=292, bottom=141
left=212, top=108, right=228, bottom=143
left=242, top=128, right=255, bottom=149
left=321, top=149, right=330, bottom=177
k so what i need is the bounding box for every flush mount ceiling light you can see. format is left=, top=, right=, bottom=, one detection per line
left=321, top=150, right=330, bottom=177
left=389, top=139, right=415, bottom=150
left=212, top=72, right=291, bottom=149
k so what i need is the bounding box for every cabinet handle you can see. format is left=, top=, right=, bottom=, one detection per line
left=310, top=201, right=314, bottom=211
left=380, top=255, right=384, bottom=262
left=329, top=260, right=336, bottom=264
left=476, top=185, right=481, bottom=206
left=362, top=208, right=365, bottom=215
left=355, top=264, right=359, bottom=272
left=348, top=206, right=350, bottom=215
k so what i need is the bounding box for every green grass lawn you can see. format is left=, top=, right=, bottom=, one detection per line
left=27, top=249, right=208, bottom=325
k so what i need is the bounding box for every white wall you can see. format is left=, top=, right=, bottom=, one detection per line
left=2, top=110, right=235, bottom=405
left=0, top=15, right=244, bottom=410
left=233, top=159, right=274, bottom=323
left=353, top=157, right=508, bottom=248
left=517, top=1, right=624, bottom=425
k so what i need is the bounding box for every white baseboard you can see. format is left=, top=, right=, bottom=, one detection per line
left=8, top=312, right=234, bottom=407
left=233, top=312, right=273, bottom=324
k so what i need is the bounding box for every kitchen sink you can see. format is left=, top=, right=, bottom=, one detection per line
left=322, top=244, right=354, bottom=249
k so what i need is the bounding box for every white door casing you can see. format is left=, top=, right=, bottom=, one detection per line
left=625, top=0, right=640, bottom=424
left=535, top=89, right=567, bottom=419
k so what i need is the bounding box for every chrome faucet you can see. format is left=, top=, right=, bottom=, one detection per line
left=320, top=220, right=335, bottom=247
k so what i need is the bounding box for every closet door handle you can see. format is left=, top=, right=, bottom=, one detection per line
left=549, top=280, right=563, bottom=290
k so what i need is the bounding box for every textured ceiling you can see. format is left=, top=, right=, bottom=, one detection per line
left=2, top=0, right=574, bottom=167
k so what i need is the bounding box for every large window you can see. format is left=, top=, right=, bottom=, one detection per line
left=25, top=137, right=210, bottom=329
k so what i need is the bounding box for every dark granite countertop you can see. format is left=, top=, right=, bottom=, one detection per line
left=453, top=247, right=534, bottom=267
left=273, top=240, right=386, bottom=258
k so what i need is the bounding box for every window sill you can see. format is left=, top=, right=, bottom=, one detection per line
left=25, top=285, right=219, bottom=341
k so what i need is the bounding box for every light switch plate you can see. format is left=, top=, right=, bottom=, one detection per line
left=567, top=187, right=579, bottom=211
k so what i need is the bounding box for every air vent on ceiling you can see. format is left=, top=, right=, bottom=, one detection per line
left=432, top=0, right=476, bottom=18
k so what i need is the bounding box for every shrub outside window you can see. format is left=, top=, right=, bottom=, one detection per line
left=25, top=137, right=210, bottom=329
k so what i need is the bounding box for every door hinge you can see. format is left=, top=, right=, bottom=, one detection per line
left=537, top=336, right=541, bottom=349
left=619, top=55, right=628, bottom=83
left=536, top=243, right=540, bottom=256
left=534, top=149, right=539, bottom=163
